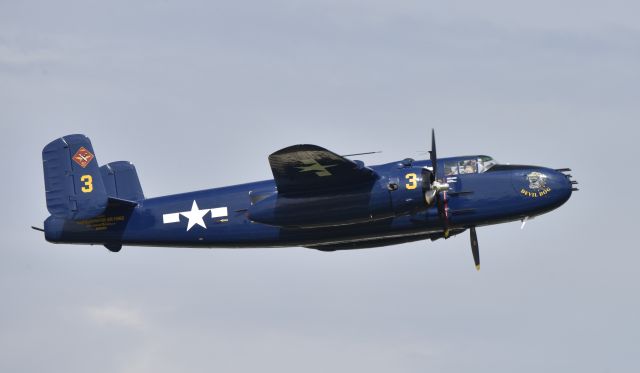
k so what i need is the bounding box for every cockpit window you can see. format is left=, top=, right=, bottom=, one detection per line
left=459, top=159, right=477, bottom=174
left=444, top=157, right=497, bottom=176
left=478, top=156, right=497, bottom=173
left=445, top=161, right=458, bottom=176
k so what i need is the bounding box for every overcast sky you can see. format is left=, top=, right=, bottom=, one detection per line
left=1, top=1, right=639, bottom=372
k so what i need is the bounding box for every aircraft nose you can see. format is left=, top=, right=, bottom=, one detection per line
left=511, top=167, right=574, bottom=212
left=547, top=169, right=574, bottom=202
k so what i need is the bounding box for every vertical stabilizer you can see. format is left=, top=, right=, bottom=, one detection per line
left=42, top=134, right=108, bottom=220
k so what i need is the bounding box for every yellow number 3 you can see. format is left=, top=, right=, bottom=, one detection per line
left=405, top=173, right=418, bottom=190
left=80, top=175, right=93, bottom=193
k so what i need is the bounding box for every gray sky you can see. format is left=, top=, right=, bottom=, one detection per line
left=1, top=1, right=639, bottom=372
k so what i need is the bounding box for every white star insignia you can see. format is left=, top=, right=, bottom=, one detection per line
left=162, top=201, right=229, bottom=231
left=180, top=200, right=209, bottom=231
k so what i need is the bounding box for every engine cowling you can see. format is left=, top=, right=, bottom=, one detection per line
left=385, top=165, right=434, bottom=216
left=248, top=165, right=435, bottom=229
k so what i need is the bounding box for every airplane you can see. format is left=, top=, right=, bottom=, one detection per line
left=34, top=131, right=577, bottom=270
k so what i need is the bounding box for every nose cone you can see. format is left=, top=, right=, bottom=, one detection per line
left=511, top=167, right=573, bottom=215
left=546, top=169, right=573, bottom=205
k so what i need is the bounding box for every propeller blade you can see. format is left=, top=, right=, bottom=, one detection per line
left=429, top=129, right=438, bottom=177
left=470, top=227, right=480, bottom=271
left=426, top=128, right=450, bottom=234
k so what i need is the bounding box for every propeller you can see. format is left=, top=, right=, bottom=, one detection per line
left=429, top=128, right=438, bottom=178
left=424, top=130, right=449, bottom=205
left=427, top=129, right=481, bottom=271
left=470, top=226, right=480, bottom=271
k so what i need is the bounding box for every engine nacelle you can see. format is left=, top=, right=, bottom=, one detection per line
left=385, top=165, right=434, bottom=216
left=248, top=165, right=433, bottom=229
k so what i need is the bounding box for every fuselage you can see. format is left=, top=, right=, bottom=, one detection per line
left=44, top=156, right=574, bottom=250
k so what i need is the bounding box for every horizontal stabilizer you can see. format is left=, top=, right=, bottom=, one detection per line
left=107, top=197, right=138, bottom=208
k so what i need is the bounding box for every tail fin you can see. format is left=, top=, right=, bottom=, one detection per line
left=42, top=134, right=108, bottom=220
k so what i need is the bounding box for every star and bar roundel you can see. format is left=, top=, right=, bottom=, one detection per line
left=162, top=200, right=228, bottom=231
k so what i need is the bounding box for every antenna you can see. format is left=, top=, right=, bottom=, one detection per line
left=341, top=151, right=382, bottom=157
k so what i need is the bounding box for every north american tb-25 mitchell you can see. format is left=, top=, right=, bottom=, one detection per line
left=36, top=131, right=577, bottom=270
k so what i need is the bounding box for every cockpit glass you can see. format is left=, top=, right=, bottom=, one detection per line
left=478, top=156, right=497, bottom=173
left=444, top=157, right=497, bottom=176
left=444, top=161, right=458, bottom=176
left=458, top=159, right=477, bottom=174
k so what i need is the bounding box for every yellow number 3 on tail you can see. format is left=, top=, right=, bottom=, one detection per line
left=80, top=175, right=93, bottom=193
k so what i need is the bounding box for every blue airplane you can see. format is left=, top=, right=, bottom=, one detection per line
left=35, top=131, right=577, bottom=270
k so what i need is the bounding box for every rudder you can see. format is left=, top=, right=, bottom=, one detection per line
left=42, top=134, right=108, bottom=220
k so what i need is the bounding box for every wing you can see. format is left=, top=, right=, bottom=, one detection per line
left=268, top=144, right=378, bottom=195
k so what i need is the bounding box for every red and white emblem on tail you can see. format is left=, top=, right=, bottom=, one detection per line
left=72, top=147, right=94, bottom=168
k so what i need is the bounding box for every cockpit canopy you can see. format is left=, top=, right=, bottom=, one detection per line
left=444, top=156, right=497, bottom=176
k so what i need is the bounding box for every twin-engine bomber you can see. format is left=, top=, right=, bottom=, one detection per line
left=35, top=131, right=577, bottom=270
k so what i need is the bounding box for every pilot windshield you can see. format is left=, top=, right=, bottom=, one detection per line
left=444, top=156, right=497, bottom=176
left=478, top=156, right=497, bottom=173
left=459, top=159, right=477, bottom=174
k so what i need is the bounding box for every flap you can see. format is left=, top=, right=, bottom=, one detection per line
left=268, top=144, right=378, bottom=195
